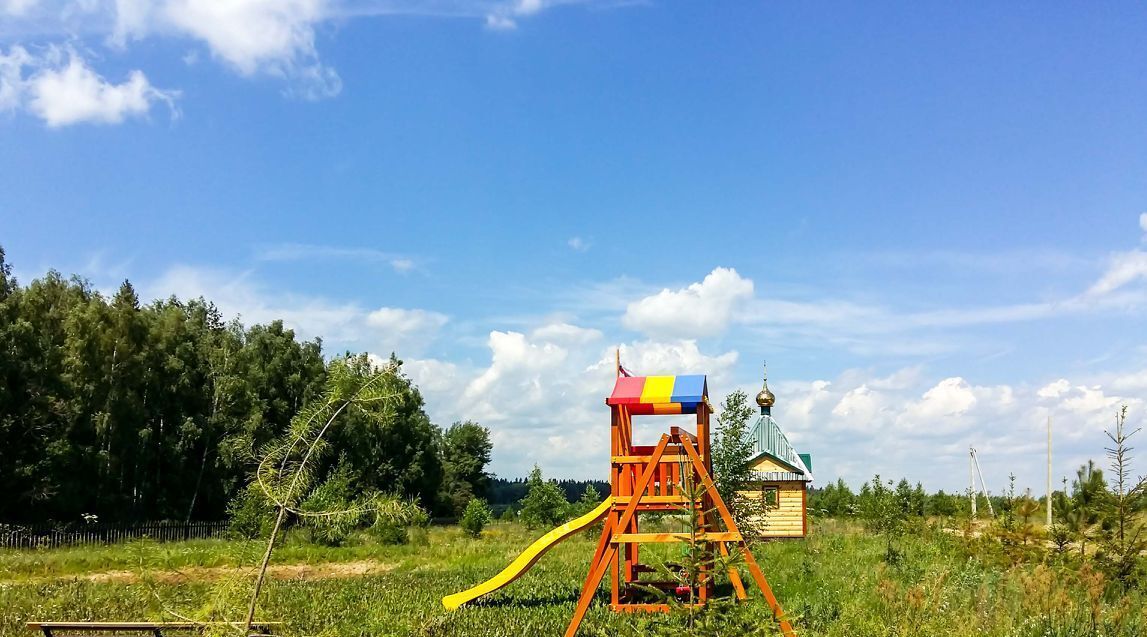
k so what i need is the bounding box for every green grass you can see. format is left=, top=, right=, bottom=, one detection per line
left=2, top=519, right=1145, bottom=637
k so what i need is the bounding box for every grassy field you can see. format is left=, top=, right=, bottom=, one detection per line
left=3, top=519, right=1145, bottom=637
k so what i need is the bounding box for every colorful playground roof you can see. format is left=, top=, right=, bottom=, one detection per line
left=743, top=414, right=813, bottom=482
left=607, top=374, right=708, bottom=415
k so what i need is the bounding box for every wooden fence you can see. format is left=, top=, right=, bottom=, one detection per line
left=0, top=521, right=231, bottom=549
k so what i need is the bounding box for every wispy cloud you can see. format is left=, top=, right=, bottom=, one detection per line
left=91, top=218, right=1147, bottom=485
left=142, top=264, right=448, bottom=355
left=567, top=236, right=590, bottom=252
left=610, top=217, right=1147, bottom=357
left=254, top=243, right=418, bottom=273
left=854, top=247, right=1095, bottom=275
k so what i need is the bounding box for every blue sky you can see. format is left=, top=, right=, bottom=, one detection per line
left=3, top=1, right=1147, bottom=495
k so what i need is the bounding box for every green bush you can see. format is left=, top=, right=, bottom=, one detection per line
left=461, top=498, right=492, bottom=538
left=299, top=464, right=364, bottom=547
left=227, top=482, right=275, bottom=539
left=371, top=518, right=409, bottom=545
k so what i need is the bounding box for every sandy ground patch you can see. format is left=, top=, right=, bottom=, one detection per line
left=5, top=560, right=396, bottom=585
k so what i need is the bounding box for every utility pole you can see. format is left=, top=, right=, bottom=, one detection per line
left=969, top=447, right=993, bottom=517
left=969, top=446, right=977, bottom=518
left=1046, top=415, right=1053, bottom=527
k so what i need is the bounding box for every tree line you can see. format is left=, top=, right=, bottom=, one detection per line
left=0, top=247, right=491, bottom=523
left=488, top=477, right=609, bottom=511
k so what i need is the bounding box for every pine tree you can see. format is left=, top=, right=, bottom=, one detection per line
left=519, top=465, right=569, bottom=530
left=1100, top=405, right=1146, bottom=587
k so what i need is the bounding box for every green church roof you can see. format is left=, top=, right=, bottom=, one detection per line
left=742, top=414, right=812, bottom=481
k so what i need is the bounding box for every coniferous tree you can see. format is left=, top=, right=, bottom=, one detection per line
left=519, top=465, right=569, bottom=529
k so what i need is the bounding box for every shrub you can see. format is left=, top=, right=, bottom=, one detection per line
left=227, top=482, right=275, bottom=539
left=371, top=519, right=409, bottom=545
left=300, top=463, right=362, bottom=547
left=461, top=498, right=492, bottom=538
left=368, top=498, right=428, bottom=546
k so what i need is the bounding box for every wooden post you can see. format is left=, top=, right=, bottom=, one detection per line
left=1047, top=415, right=1053, bottom=527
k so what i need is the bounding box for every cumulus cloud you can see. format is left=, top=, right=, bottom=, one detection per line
left=1037, top=379, right=1071, bottom=399
left=623, top=267, right=754, bottom=338
left=531, top=322, right=602, bottom=344
left=165, top=0, right=342, bottom=98
left=397, top=322, right=741, bottom=478
left=1, top=0, right=622, bottom=113
left=0, top=45, right=177, bottom=126
left=770, top=368, right=1144, bottom=494
left=94, top=220, right=1147, bottom=483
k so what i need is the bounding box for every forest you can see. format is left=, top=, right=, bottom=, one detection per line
left=0, top=247, right=490, bottom=523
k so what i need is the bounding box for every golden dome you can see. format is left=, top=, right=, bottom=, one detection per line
left=756, top=386, right=775, bottom=408
left=756, top=361, right=775, bottom=408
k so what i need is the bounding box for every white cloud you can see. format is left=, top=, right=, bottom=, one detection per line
left=485, top=0, right=552, bottom=30
left=767, top=367, right=1145, bottom=494
left=392, top=318, right=741, bottom=478
left=367, top=307, right=448, bottom=336
left=73, top=250, right=1147, bottom=487
left=390, top=258, right=415, bottom=273
left=402, top=357, right=461, bottom=395
left=0, top=45, right=31, bottom=112
left=623, top=267, right=754, bottom=338
left=484, top=14, right=517, bottom=30
left=143, top=265, right=447, bottom=359
left=1087, top=251, right=1147, bottom=297
left=567, top=236, right=590, bottom=252
left=2, top=0, right=38, bottom=16
left=618, top=340, right=738, bottom=383
left=1, top=45, right=177, bottom=127
left=162, top=0, right=341, bottom=98
left=911, top=377, right=978, bottom=419
left=531, top=322, right=603, bottom=344
left=1037, top=379, right=1070, bottom=399
left=515, top=0, right=546, bottom=15
left=28, top=51, right=178, bottom=127
left=1140, top=212, right=1147, bottom=238
left=1, top=1, right=623, bottom=109
left=254, top=243, right=417, bottom=273
left=110, top=0, right=152, bottom=47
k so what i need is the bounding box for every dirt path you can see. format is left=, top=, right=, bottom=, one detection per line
left=4, top=560, right=396, bottom=585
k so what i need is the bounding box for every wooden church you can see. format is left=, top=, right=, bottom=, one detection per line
left=737, top=365, right=813, bottom=538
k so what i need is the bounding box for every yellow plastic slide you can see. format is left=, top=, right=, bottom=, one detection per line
left=442, top=498, right=612, bottom=610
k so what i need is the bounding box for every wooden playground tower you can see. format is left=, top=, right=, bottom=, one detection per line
left=563, top=365, right=797, bottom=637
